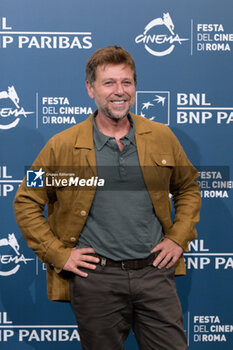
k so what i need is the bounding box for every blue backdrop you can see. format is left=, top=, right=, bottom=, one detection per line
left=0, top=0, right=233, bottom=349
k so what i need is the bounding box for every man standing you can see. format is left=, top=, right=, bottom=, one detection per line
left=14, top=46, right=201, bottom=350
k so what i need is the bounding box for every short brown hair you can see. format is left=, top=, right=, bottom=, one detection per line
left=85, top=46, right=137, bottom=85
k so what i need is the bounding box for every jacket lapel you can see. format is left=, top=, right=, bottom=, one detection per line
left=74, top=115, right=97, bottom=177
left=132, top=114, right=159, bottom=194
left=133, top=113, right=152, bottom=167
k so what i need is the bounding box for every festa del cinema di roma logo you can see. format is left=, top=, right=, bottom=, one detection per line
left=135, top=12, right=189, bottom=56
left=0, top=86, right=34, bottom=130
left=0, top=233, right=34, bottom=276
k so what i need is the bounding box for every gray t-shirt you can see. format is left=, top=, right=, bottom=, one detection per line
left=77, top=114, right=163, bottom=260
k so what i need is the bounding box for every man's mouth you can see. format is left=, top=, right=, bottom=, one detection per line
left=111, top=100, right=127, bottom=105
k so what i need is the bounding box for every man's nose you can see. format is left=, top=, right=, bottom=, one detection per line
left=114, top=82, right=124, bottom=95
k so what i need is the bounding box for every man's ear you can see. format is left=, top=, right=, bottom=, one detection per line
left=86, top=80, right=94, bottom=99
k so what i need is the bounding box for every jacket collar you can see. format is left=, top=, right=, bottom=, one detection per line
left=74, top=112, right=152, bottom=149
left=74, top=114, right=94, bottom=149
left=133, top=113, right=153, bottom=135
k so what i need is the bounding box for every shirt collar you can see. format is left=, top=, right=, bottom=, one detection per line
left=123, top=114, right=136, bottom=145
left=93, top=112, right=110, bottom=151
left=92, top=112, right=136, bottom=151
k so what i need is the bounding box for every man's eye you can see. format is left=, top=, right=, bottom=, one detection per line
left=123, top=81, right=132, bottom=86
left=104, top=81, right=113, bottom=86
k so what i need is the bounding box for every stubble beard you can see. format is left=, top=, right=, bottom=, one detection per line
left=98, top=99, right=134, bottom=121
left=99, top=106, right=130, bottom=121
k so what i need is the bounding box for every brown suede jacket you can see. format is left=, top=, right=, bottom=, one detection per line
left=14, top=113, right=201, bottom=301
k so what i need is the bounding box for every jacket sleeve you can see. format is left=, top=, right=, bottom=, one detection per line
left=164, top=128, right=201, bottom=251
left=13, top=138, right=72, bottom=274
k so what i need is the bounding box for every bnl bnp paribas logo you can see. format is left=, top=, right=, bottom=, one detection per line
left=135, top=12, right=189, bottom=56
left=136, top=91, right=170, bottom=125
left=0, top=233, right=34, bottom=276
left=0, top=86, right=34, bottom=130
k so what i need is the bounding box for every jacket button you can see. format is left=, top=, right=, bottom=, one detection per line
left=162, top=159, right=167, bottom=165
left=70, top=237, right=76, bottom=242
left=80, top=210, right=87, bottom=216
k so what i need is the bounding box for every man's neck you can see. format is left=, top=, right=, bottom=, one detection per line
left=95, top=112, right=131, bottom=140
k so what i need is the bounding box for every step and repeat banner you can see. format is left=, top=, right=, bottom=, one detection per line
left=0, top=0, right=232, bottom=349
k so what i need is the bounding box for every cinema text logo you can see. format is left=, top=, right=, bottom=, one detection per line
left=177, top=93, right=233, bottom=125
left=0, top=312, right=80, bottom=342
left=184, top=313, right=233, bottom=344
left=197, top=168, right=232, bottom=199
left=0, top=234, right=34, bottom=276
left=193, top=315, right=233, bottom=343
left=196, top=24, right=233, bottom=52
left=0, top=166, right=22, bottom=197
left=184, top=239, right=233, bottom=270
left=136, top=91, right=170, bottom=125
left=135, top=12, right=189, bottom=56
left=0, top=17, right=92, bottom=49
left=0, top=86, right=34, bottom=130
left=41, top=96, right=93, bottom=125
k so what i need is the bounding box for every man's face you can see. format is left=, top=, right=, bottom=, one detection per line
left=86, top=64, right=136, bottom=121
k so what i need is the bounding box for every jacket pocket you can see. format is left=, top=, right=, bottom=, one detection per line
left=143, top=153, right=175, bottom=192
left=152, top=153, right=175, bottom=167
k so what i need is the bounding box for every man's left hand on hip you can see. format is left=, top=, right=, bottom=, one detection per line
left=151, top=238, right=183, bottom=269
